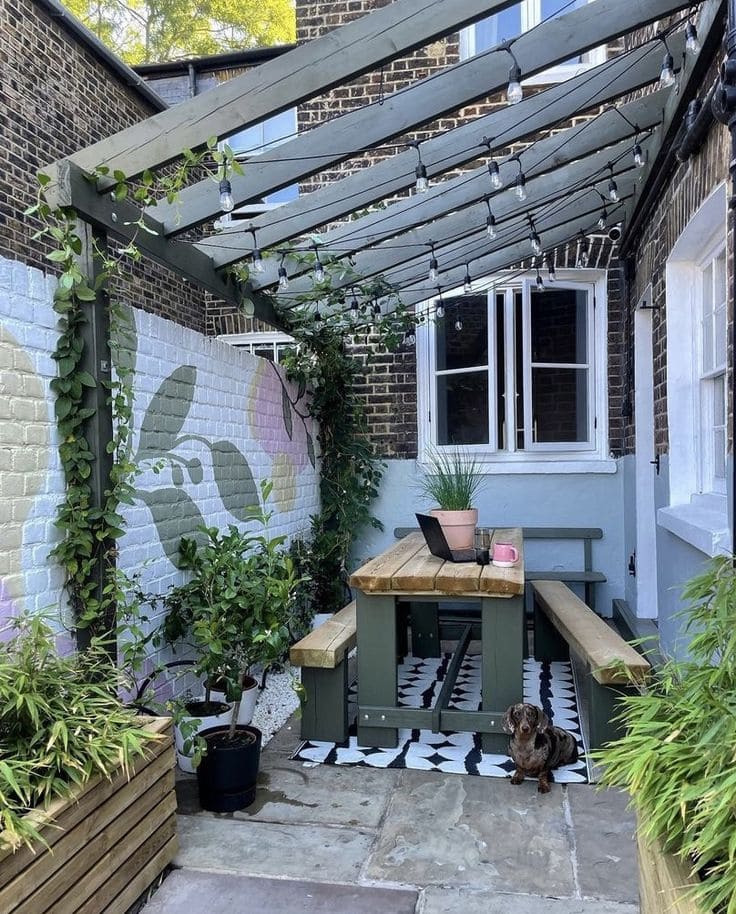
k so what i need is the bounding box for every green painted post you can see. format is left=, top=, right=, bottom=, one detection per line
left=533, top=603, right=570, bottom=662
left=481, top=594, right=524, bottom=753
left=356, top=592, right=398, bottom=748
left=300, top=665, right=349, bottom=743
left=409, top=601, right=441, bottom=658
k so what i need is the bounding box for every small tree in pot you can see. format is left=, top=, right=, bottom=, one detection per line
left=162, top=480, right=303, bottom=809
left=418, top=449, right=485, bottom=549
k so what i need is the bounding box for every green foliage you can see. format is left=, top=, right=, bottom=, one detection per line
left=418, top=449, right=485, bottom=511
left=0, top=614, right=157, bottom=852
left=593, top=555, right=736, bottom=914
left=160, top=480, right=305, bottom=737
left=62, top=0, right=295, bottom=64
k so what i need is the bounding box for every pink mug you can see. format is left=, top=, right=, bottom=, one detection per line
left=492, top=543, right=519, bottom=565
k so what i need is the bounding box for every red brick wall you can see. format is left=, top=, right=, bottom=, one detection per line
left=1, top=0, right=207, bottom=332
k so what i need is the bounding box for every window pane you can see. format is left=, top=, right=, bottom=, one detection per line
left=436, top=372, right=489, bottom=445
left=531, top=367, right=589, bottom=442
left=474, top=8, right=522, bottom=52
left=435, top=296, right=488, bottom=371
left=715, top=303, right=727, bottom=367
left=253, top=347, right=275, bottom=361
left=530, top=288, right=588, bottom=364
left=541, top=0, right=583, bottom=18
left=496, top=299, right=506, bottom=448
left=714, top=250, right=726, bottom=305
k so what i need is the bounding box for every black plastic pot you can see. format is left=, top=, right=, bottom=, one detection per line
left=196, top=724, right=262, bottom=812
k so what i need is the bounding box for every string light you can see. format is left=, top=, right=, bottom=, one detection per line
left=607, top=164, right=619, bottom=202
left=411, top=141, right=429, bottom=193
left=659, top=36, right=676, bottom=87
left=373, top=300, right=382, bottom=317
left=597, top=205, right=608, bottom=230
left=405, top=324, right=416, bottom=346
left=249, top=228, right=265, bottom=274
left=350, top=288, right=360, bottom=313
left=454, top=304, right=463, bottom=332
left=685, top=21, right=700, bottom=55
left=528, top=216, right=542, bottom=256
left=277, top=252, right=289, bottom=290
left=482, top=137, right=503, bottom=190
left=510, top=156, right=528, bottom=202
left=313, top=307, right=322, bottom=323
left=535, top=268, right=545, bottom=291
left=428, top=242, right=439, bottom=283
left=218, top=161, right=235, bottom=213
left=633, top=139, right=646, bottom=168
left=576, top=231, right=590, bottom=268
left=313, top=243, right=325, bottom=283
left=504, top=45, right=523, bottom=105
left=463, top=264, right=473, bottom=294
left=546, top=257, right=556, bottom=283
left=485, top=199, right=498, bottom=240
left=435, top=288, right=445, bottom=319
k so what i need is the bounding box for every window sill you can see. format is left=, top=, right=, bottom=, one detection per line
left=657, top=502, right=731, bottom=557
left=417, top=457, right=617, bottom=475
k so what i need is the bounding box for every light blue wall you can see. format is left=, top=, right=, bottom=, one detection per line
left=352, top=459, right=627, bottom=616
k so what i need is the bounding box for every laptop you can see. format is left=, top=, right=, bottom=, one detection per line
left=415, top=513, right=476, bottom=562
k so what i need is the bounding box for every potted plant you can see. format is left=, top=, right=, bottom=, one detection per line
left=162, top=479, right=304, bottom=810
left=0, top=613, right=177, bottom=911
left=418, top=448, right=485, bottom=549
left=592, top=555, right=736, bottom=914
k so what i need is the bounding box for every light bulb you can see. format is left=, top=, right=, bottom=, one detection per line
left=454, top=318, right=463, bottom=331
left=277, top=266, right=289, bottom=290
left=488, top=160, right=503, bottom=190
left=548, top=264, right=556, bottom=283
left=486, top=213, right=497, bottom=240
left=535, top=273, right=544, bottom=291
left=464, top=274, right=472, bottom=294
left=507, top=64, right=523, bottom=105
left=633, top=143, right=645, bottom=168
left=659, top=52, right=676, bottom=87
left=608, top=178, right=619, bottom=202
left=314, top=261, right=325, bottom=283
left=436, top=303, right=445, bottom=319
left=597, top=209, right=608, bottom=230
left=415, top=163, right=429, bottom=193
left=530, top=231, right=542, bottom=255
left=515, top=173, right=527, bottom=201
left=251, top=248, right=265, bottom=274
left=685, top=22, right=700, bottom=55
left=577, top=244, right=590, bottom=268
left=350, top=297, right=359, bottom=313
left=428, top=258, right=439, bottom=283
left=219, top=179, right=235, bottom=213
left=406, top=329, right=416, bottom=346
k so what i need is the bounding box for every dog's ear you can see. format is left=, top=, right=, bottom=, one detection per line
left=534, top=707, right=550, bottom=732
left=502, top=705, right=517, bottom=733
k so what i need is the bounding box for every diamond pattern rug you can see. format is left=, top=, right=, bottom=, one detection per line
left=292, top=655, right=591, bottom=784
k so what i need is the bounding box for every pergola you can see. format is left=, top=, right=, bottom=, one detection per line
left=39, top=0, right=726, bottom=594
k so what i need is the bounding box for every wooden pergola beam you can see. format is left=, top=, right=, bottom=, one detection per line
left=43, top=0, right=519, bottom=204
left=52, top=162, right=281, bottom=328
left=157, top=0, right=692, bottom=235
left=251, top=104, right=663, bottom=293
left=204, top=38, right=682, bottom=268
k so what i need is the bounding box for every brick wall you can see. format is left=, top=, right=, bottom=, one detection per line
left=1, top=0, right=207, bottom=332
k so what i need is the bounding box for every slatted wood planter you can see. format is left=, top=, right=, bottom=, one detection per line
left=0, top=717, right=178, bottom=914
left=638, top=830, right=702, bottom=914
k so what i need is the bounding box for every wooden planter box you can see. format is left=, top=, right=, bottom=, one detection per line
left=0, top=717, right=178, bottom=914
left=638, top=828, right=703, bottom=914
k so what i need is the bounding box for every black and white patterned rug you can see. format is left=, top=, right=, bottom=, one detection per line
left=293, top=655, right=591, bottom=783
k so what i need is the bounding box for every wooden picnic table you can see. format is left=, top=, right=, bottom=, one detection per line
left=348, top=529, right=524, bottom=753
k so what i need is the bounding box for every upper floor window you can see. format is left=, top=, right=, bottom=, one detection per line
left=219, top=331, right=295, bottom=364
left=417, top=274, right=608, bottom=466
left=460, top=0, right=604, bottom=83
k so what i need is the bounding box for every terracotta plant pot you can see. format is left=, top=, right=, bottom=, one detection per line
left=431, top=508, right=478, bottom=549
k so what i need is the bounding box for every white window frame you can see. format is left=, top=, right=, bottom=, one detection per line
left=218, top=331, right=296, bottom=364
left=416, top=270, right=612, bottom=474
left=698, top=242, right=728, bottom=496
left=459, top=0, right=606, bottom=85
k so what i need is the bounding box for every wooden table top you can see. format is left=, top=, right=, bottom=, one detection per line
left=349, top=528, right=524, bottom=597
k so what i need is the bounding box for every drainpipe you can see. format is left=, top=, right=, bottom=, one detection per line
left=711, top=0, right=736, bottom=554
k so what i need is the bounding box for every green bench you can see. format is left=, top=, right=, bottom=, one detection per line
left=532, top=580, right=650, bottom=749
left=289, top=601, right=356, bottom=743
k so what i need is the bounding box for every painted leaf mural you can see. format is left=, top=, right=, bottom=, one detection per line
left=137, top=487, right=206, bottom=565
left=137, top=365, right=196, bottom=458
left=210, top=440, right=259, bottom=522
left=281, top=385, right=293, bottom=440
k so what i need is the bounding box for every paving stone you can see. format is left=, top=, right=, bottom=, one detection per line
left=421, top=887, right=639, bottom=914
left=366, top=771, right=575, bottom=894
left=143, top=870, right=418, bottom=914
left=567, top=786, right=639, bottom=903
left=175, top=814, right=376, bottom=883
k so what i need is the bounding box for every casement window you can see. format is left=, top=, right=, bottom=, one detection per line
left=460, top=0, right=605, bottom=82
left=219, top=331, right=295, bottom=364
left=698, top=245, right=728, bottom=496
left=417, top=274, right=608, bottom=469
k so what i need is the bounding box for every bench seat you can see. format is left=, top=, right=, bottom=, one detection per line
left=532, top=580, right=650, bottom=749
left=290, top=601, right=356, bottom=743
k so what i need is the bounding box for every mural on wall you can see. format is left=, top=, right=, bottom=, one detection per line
left=0, top=324, right=51, bottom=633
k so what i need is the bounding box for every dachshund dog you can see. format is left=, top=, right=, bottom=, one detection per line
left=503, top=702, right=578, bottom=793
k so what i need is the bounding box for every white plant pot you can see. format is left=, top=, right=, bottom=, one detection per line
left=174, top=698, right=232, bottom=773
left=431, top=508, right=478, bottom=550
left=208, top=674, right=259, bottom=726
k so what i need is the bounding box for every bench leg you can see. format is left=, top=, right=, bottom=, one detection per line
left=299, top=664, right=349, bottom=743
left=588, top=681, right=636, bottom=750
left=533, top=601, right=570, bottom=662
left=409, top=601, right=441, bottom=658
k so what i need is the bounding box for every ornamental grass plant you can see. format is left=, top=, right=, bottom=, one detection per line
left=0, top=613, right=156, bottom=852
left=419, top=448, right=485, bottom=511
left=593, top=555, right=736, bottom=914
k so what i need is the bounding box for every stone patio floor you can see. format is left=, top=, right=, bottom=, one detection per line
left=141, top=712, right=639, bottom=914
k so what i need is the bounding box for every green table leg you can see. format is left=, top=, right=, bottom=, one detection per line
left=481, top=594, right=524, bottom=754
left=409, top=601, right=440, bottom=658
left=356, top=592, right=398, bottom=748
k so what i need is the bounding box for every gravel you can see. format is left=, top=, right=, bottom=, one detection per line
left=250, top=665, right=301, bottom=745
